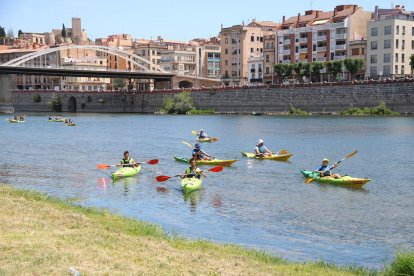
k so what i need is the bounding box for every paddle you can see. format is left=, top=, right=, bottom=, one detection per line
left=97, top=159, right=159, bottom=170
left=305, top=150, right=358, bottom=184
left=155, top=166, right=223, bottom=183
left=182, top=141, right=215, bottom=159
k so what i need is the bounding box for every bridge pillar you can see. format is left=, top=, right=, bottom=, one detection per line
left=0, top=75, right=14, bottom=114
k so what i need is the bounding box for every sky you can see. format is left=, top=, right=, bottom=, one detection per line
left=1, top=0, right=412, bottom=41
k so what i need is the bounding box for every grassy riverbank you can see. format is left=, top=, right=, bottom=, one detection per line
left=0, top=184, right=412, bottom=275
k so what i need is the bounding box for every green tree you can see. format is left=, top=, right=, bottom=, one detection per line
left=62, top=24, right=66, bottom=38
left=293, top=62, right=304, bottom=82
left=344, top=58, right=364, bottom=81
left=274, top=64, right=293, bottom=83
left=112, top=78, right=126, bottom=90
left=311, top=62, right=325, bottom=82
left=326, top=61, right=343, bottom=81
left=410, top=55, right=414, bottom=75
left=303, top=63, right=312, bottom=82
left=0, top=26, right=6, bottom=37
left=49, top=95, right=62, bottom=112
left=18, top=29, right=23, bottom=37
left=160, top=91, right=194, bottom=114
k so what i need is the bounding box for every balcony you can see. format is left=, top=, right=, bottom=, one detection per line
left=280, top=49, right=291, bottom=55
left=335, top=33, right=347, bottom=39
left=317, top=57, right=327, bottom=62
left=334, top=55, right=346, bottom=61
left=335, top=44, right=347, bottom=50
left=298, top=48, right=308, bottom=53
left=317, top=35, right=327, bottom=41
left=283, top=39, right=291, bottom=44
left=281, top=60, right=291, bottom=64
left=298, top=37, right=308, bottom=43
left=316, top=46, right=327, bottom=51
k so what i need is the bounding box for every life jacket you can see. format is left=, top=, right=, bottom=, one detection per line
left=256, top=145, right=266, bottom=154
left=121, top=158, right=134, bottom=167
left=185, top=167, right=200, bottom=179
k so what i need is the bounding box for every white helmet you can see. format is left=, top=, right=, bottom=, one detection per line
left=258, top=139, right=264, bottom=144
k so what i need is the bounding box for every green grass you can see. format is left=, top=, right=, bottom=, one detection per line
left=341, top=103, right=400, bottom=116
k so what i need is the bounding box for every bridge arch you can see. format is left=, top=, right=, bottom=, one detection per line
left=2, top=45, right=166, bottom=73
left=178, top=80, right=194, bottom=89
left=68, top=96, right=77, bottom=112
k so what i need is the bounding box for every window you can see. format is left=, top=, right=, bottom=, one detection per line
left=402, top=54, right=405, bottom=63
left=371, top=41, right=378, bottom=50
left=395, top=53, right=399, bottom=63
left=370, top=66, right=377, bottom=75
left=370, top=55, right=377, bottom=64
left=384, top=26, right=392, bottom=35
left=265, top=55, right=270, bottom=62
left=412, top=40, right=414, bottom=49
left=257, top=36, right=260, bottom=41
left=395, top=65, right=398, bottom=74
left=225, top=38, right=228, bottom=44
left=402, top=26, right=406, bottom=35
left=362, top=48, right=365, bottom=55
left=383, top=65, right=390, bottom=75
left=402, top=40, right=405, bottom=50
left=384, top=39, right=391, bottom=49
left=396, top=25, right=400, bottom=35
left=224, top=60, right=228, bottom=66
left=251, top=36, right=254, bottom=42
left=351, top=48, right=360, bottom=56
left=384, top=53, right=391, bottom=63
left=251, top=48, right=254, bottom=53
left=401, top=65, right=405, bottom=74
left=371, top=27, right=378, bottom=36
left=412, top=27, right=414, bottom=36
left=396, top=39, right=399, bottom=49
left=265, top=67, right=270, bottom=74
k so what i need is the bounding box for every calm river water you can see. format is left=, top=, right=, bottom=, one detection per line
left=1, top=114, right=413, bottom=268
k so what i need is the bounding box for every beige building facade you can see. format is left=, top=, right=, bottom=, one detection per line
left=366, top=6, right=414, bottom=78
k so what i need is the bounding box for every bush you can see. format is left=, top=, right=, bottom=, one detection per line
left=160, top=91, right=194, bottom=114
left=289, top=105, right=308, bottom=115
left=32, top=94, right=41, bottom=103
left=341, top=103, right=400, bottom=115
left=49, top=94, right=62, bottom=112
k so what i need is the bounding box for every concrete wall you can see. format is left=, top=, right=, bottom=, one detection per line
left=12, top=81, right=414, bottom=114
left=0, top=75, right=14, bottom=113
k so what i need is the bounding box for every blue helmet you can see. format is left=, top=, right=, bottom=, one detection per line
left=195, top=143, right=201, bottom=148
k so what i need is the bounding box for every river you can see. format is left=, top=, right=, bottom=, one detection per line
left=1, top=114, right=413, bottom=268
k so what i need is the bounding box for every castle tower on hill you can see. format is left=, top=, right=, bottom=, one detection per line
left=71, top=17, right=82, bottom=44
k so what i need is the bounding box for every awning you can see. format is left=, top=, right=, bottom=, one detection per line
left=299, top=53, right=307, bottom=61
left=317, top=52, right=326, bottom=58
left=312, top=19, right=329, bottom=25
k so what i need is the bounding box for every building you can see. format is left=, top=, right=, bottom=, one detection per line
left=95, top=34, right=135, bottom=71
left=220, top=20, right=278, bottom=86
left=349, top=39, right=367, bottom=79
left=263, top=34, right=277, bottom=84
left=277, top=5, right=372, bottom=69
left=194, top=38, right=221, bottom=79
left=366, top=5, right=414, bottom=78
left=52, top=17, right=88, bottom=45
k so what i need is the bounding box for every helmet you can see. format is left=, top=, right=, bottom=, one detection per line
left=258, top=139, right=264, bottom=144
left=322, top=158, right=329, bottom=163
left=195, top=143, right=201, bottom=148
left=200, top=129, right=204, bottom=132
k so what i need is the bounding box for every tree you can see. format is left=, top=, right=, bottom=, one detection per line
left=311, top=62, right=325, bottom=82
left=18, top=29, right=23, bottom=37
left=6, top=27, right=14, bottom=39
left=303, top=63, right=312, bottom=82
left=274, top=64, right=293, bottom=83
left=112, top=78, right=126, bottom=90
left=344, top=58, right=364, bottom=81
left=326, top=61, right=343, bottom=81
left=62, top=24, right=66, bottom=38
left=293, top=62, right=304, bottom=82
left=410, top=55, right=414, bottom=75
left=160, top=91, right=194, bottom=114
left=0, top=26, right=5, bottom=37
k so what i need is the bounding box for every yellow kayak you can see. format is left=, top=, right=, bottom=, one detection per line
left=174, top=157, right=237, bottom=166
left=241, top=152, right=293, bottom=161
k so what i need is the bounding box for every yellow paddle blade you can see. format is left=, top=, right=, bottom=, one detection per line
left=305, top=178, right=315, bottom=184
left=182, top=141, right=194, bottom=148
left=346, top=150, right=358, bottom=159
left=191, top=130, right=198, bottom=136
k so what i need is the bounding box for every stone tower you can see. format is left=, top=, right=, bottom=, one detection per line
left=71, top=17, right=82, bottom=44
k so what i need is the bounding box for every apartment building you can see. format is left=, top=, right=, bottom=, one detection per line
left=366, top=5, right=414, bottom=78
left=263, top=34, right=277, bottom=84
left=277, top=5, right=371, bottom=66
left=95, top=34, right=135, bottom=70
left=220, top=20, right=278, bottom=86
left=194, top=38, right=221, bottom=79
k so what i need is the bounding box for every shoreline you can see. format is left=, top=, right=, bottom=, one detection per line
left=1, top=183, right=412, bottom=275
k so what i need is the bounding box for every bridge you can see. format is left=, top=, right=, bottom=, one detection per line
left=0, top=44, right=220, bottom=113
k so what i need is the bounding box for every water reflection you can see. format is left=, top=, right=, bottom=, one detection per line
left=183, top=190, right=202, bottom=213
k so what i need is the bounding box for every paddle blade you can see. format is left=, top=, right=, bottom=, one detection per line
left=212, top=137, right=219, bottom=142
left=191, top=130, right=198, bottom=136
left=156, top=175, right=172, bottom=182
left=305, top=178, right=315, bottom=184
left=97, top=164, right=110, bottom=170
left=208, top=166, right=223, bottom=173
left=182, top=141, right=194, bottom=148
left=279, top=149, right=289, bottom=155
left=346, top=150, right=358, bottom=159
left=147, top=159, right=159, bottom=165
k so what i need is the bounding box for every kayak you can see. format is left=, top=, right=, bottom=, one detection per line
left=196, top=137, right=217, bottom=143
left=9, top=119, right=25, bottom=123
left=48, top=119, right=65, bottom=122
left=64, top=123, right=76, bottom=126
left=174, top=156, right=237, bottom=166
left=111, top=165, right=141, bottom=180
left=300, top=170, right=370, bottom=187
left=180, top=177, right=203, bottom=193
left=241, top=152, right=293, bottom=161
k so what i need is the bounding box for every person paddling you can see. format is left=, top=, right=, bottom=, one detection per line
left=198, top=129, right=209, bottom=139
left=180, top=158, right=207, bottom=179
left=255, top=139, right=273, bottom=157
left=315, top=158, right=341, bottom=179
left=117, top=151, right=138, bottom=168
left=192, top=143, right=213, bottom=160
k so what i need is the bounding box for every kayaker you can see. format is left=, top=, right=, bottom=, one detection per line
left=315, top=158, right=341, bottom=179
left=117, top=151, right=138, bottom=168
left=180, top=158, right=207, bottom=179
left=255, top=139, right=273, bottom=157
left=192, top=143, right=213, bottom=160
left=199, top=129, right=209, bottom=139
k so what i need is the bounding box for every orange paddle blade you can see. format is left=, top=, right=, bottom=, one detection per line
left=208, top=166, right=223, bottom=173
left=279, top=150, right=289, bottom=155
left=156, top=175, right=172, bottom=182
left=212, top=137, right=219, bottom=142
left=305, top=178, right=315, bottom=184
left=346, top=150, right=358, bottom=159
left=97, top=164, right=111, bottom=170
left=147, top=159, right=159, bottom=165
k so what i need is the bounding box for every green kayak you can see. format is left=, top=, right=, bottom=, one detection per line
left=241, top=152, right=293, bottom=161
left=64, top=123, right=76, bottom=126
left=300, top=170, right=370, bottom=187
left=111, top=165, right=141, bottom=180
left=180, top=177, right=203, bottom=193
left=9, top=119, right=25, bottom=123
left=174, top=156, right=237, bottom=166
